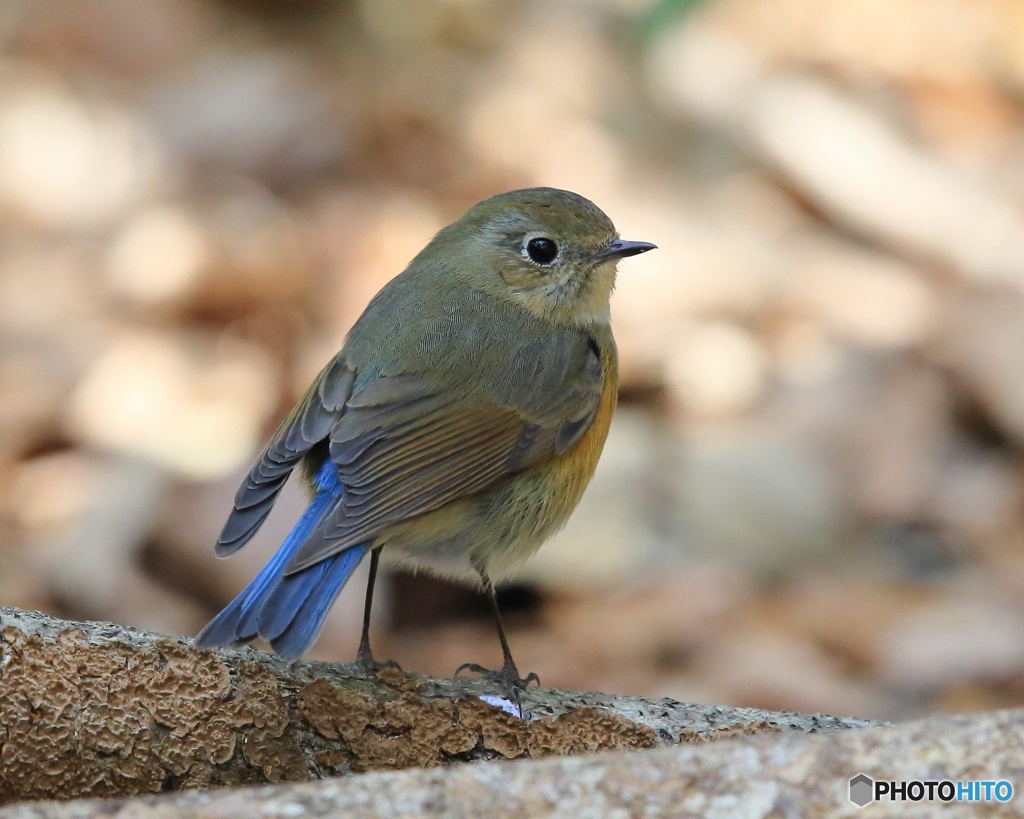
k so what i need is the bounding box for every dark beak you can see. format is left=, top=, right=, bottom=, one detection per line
left=595, top=238, right=657, bottom=262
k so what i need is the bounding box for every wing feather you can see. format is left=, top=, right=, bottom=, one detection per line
left=286, top=387, right=546, bottom=572
left=215, top=358, right=355, bottom=556
left=277, top=334, right=606, bottom=573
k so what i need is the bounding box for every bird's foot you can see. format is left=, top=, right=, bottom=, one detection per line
left=355, top=645, right=402, bottom=675
left=455, top=660, right=540, bottom=692
left=455, top=661, right=538, bottom=718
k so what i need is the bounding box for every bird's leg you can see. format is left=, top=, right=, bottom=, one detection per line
left=355, top=548, right=400, bottom=673
left=455, top=569, right=540, bottom=693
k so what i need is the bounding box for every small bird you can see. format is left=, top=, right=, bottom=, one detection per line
left=195, top=187, right=655, bottom=688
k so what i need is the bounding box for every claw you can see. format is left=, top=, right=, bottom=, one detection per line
left=455, top=660, right=540, bottom=691
left=456, top=661, right=537, bottom=719
left=356, top=646, right=402, bottom=674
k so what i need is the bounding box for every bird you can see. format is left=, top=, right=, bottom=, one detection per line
left=194, top=187, right=656, bottom=689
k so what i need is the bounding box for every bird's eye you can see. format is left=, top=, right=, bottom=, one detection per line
left=525, top=237, right=559, bottom=265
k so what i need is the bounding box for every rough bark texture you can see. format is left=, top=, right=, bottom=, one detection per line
left=0, top=607, right=877, bottom=805
left=5, top=709, right=1023, bottom=818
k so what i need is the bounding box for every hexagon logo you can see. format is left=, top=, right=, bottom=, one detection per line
left=849, top=773, right=874, bottom=807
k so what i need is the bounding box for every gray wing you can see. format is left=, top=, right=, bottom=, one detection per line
left=215, top=355, right=355, bottom=556
left=284, top=339, right=605, bottom=572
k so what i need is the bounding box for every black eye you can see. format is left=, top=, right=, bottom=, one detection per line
left=525, top=237, right=558, bottom=265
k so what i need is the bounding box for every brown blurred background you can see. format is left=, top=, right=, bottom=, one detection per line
left=5, top=0, right=1024, bottom=723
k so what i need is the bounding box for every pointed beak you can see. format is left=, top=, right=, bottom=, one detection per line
left=595, top=238, right=658, bottom=262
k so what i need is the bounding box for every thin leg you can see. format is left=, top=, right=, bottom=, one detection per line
left=355, top=549, right=400, bottom=672
left=483, top=573, right=517, bottom=674
left=455, top=569, right=539, bottom=691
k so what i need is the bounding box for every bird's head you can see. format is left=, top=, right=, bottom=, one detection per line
left=429, top=187, right=655, bottom=327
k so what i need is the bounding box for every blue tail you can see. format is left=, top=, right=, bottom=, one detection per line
left=195, top=459, right=370, bottom=662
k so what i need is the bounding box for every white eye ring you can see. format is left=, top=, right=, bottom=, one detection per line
left=522, top=236, right=559, bottom=265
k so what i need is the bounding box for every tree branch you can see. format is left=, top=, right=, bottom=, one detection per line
left=9, top=708, right=1019, bottom=818
left=0, top=606, right=878, bottom=804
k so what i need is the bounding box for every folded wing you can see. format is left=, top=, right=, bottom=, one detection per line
left=286, top=341, right=605, bottom=572
left=215, top=356, right=354, bottom=556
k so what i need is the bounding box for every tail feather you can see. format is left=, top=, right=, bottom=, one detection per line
left=195, top=459, right=370, bottom=661
left=263, top=544, right=369, bottom=660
